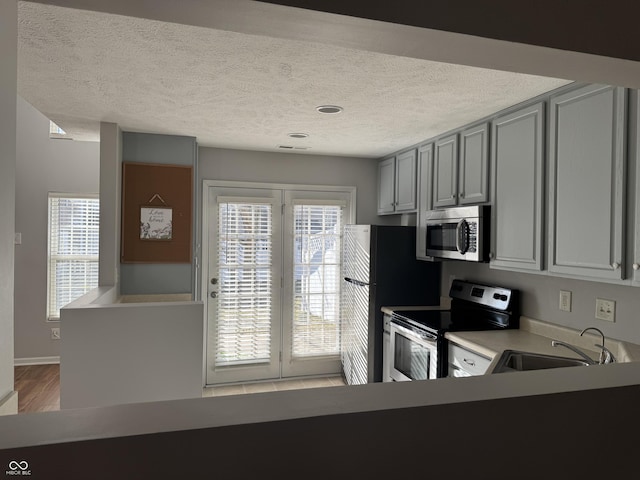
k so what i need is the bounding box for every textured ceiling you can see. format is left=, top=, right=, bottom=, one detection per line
left=17, top=2, right=572, bottom=158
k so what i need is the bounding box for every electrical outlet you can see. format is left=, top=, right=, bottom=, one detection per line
left=559, top=290, right=572, bottom=312
left=51, top=327, right=60, bottom=340
left=595, top=298, right=615, bottom=322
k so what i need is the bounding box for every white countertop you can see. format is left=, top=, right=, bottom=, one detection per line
left=445, top=316, right=640, bottom=372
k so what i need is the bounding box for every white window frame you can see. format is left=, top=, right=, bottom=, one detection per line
left=47, top=192, right=100, bottom=321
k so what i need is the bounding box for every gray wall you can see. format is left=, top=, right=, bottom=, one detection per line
left=120, top=132, right=197, bottom=295
left=198, top=147, right=393, bottom=226
left=98, top=123, right=122, bottom=288
left=0, top=0, right=16, bottom=408
left=14, top=97, right=100, bottom=361
left=442, top=261, right=640, bottom=345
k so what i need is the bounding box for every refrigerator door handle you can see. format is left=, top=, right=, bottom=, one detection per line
left=344, top=277, right=370, bottom=287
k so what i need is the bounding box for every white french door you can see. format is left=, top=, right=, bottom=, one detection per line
left=204, top=182, right=354, bottom=386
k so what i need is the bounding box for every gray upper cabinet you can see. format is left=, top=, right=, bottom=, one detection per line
left=433, top=123, right=489, bottom=208
left=433, top=134, right=458, bottom=208
left=490, top=102, right=545, bottom=272
left=377, top=156, right=396, bottom=215
left=416, top=143, right=433, bottom=260
left=377, top=149, right=417, bottom=215
left=548, top=84, right=627, bottom=281
left=459, top=122, right=490, bottom=205
left=395, top=149, right=418, bottom=212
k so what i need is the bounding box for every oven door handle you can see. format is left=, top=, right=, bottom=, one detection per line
left=456, top=219, right=469, bottom=255
left=391, top=322, right=438, bottom=342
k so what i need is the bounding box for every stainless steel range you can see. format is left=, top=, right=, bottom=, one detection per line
left=387, top=280, right=519, bottom=381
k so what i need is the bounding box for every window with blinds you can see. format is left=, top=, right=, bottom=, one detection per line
left=216, top=202, right=273, bottom=366
left=292, top=204, right=343, bottom=358
left=47, top=195, right=100, bottom=320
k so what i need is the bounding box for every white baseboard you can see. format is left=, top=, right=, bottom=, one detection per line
left=14, top=356, right=60, bottom=366
left=0, top=391, right=18, bottom=416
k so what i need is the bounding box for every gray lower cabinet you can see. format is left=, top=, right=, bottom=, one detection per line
left=416, top=143, right=433, bottom=260
left=377, top=149, right=417, bottom=215
left=490, top=102, right=545, bottom=272
left=548, top=84, right=627, bottom=281
left=433, top=123, right=489, bottom=209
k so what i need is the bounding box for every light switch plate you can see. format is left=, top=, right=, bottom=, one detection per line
left=51, top=327, right=60, bottom=340
left=14, top=233, right=21, bottom=245
left=559, top=290, right=571, bottom=312
left=595, top=298, right=615, bottom=322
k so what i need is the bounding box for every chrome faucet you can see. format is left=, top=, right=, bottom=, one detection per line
left=551, top=327, right=616, bottom=365
left=580, top=327, right=616, bottom=364
left=551, top=340, right=597, bottom=365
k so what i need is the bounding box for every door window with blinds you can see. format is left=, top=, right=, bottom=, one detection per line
left=47, top=194, right=100, bottom=320
left=216, top=200, right=273, bottom=366
left=205, top=183, right=354, bottom=385
left=291, top=203, right=342, bottom=358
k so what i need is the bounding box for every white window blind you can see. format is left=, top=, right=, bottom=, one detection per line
left=292, top=204, right=343, bottom=358
left=216, top=202, right=273, bottom=366
left=48, top=195, right=99, bottom=320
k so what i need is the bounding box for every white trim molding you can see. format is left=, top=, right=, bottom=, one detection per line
left=14, top=356, right=60, bottom=366
left=0, top=391, right=18, bottom=416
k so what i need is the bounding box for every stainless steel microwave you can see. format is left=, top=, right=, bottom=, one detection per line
left=425, top=205, right=490, bottom=262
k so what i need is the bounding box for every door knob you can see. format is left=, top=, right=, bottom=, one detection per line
left=210, top=291, right=218, bottom=298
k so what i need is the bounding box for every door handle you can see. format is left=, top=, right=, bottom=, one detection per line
left=456, top=219, right=469, bottom=254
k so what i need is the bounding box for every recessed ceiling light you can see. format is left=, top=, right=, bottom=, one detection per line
left=316, top=105, right=343, bottom=114
left=288, top=132, right=309, bottom=139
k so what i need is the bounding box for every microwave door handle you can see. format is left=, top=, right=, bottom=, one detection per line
left=456, top=219, right=470, bottom=254
left=455, top=219, right=464, bottom=254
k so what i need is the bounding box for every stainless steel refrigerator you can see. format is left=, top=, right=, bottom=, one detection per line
left=341, top=225, right=441, bottom=384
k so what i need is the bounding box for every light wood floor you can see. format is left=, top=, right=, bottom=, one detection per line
left=14, top=364, right=60, bottom=413
left=14, top=364, right=346, bottom=414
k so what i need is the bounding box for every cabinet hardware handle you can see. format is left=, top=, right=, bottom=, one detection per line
left=633, top=263, right=640, bottom=271
left=463, top=358, right=476, bottom=366
left=460, top=193, right=465, bottom=198
left=450, top=195, right=455, bottom=199
left=612, top=262, right=620, bottom=270
left=489, top=252, right=495, bottom=259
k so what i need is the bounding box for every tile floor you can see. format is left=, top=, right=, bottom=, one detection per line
left=203, top=376, right=346, bottom=397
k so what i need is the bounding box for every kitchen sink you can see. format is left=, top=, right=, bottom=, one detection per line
left=492, top=349, right=591, bottom=374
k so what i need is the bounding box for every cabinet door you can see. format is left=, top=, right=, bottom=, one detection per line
left=433, top=133, right=458, bottom=208
left=490, top=103, right=544, bottom=272
left=548, top=84, right=626, bottom=281
left=377, top=156, right=396, bottom=215
left=394, top=149, right=417, bottom=212
left=416, top=143, right=434, bottom=260
left=459, top=122, right=489, bottom=205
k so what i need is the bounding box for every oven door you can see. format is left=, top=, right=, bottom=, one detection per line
left=389, top=322, right=438, bottom=382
